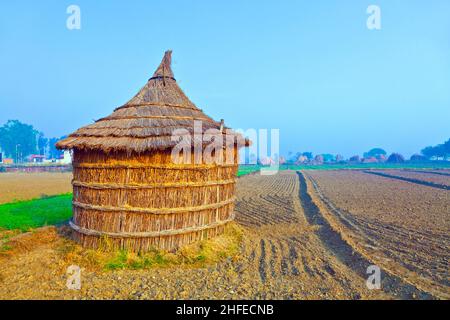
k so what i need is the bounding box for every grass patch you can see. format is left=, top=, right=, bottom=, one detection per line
left=0, top=228, right=22, bottom=253
left=0, top=226, right=59, bottom=257
left=0, top=194, right=72, bottom=231
left=0, top=244, right=12, bottom=253
left=237, top=165, right=262, bottom=176
left=57, top=223, right=244, bottom=271
left=0, top=228, right=21, bottom=240
left=2, top=162, right=445, bottom=230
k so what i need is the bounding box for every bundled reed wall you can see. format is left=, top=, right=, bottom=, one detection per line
left=58, top=50, right=248, bottom=252
left=70, top=148, right=239, bottom=252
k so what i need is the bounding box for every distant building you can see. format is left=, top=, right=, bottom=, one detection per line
left=296, top=155, right=308, bottom=164
left=259, top=157, right=276, bottom=166
left=362, top=157, right=378, bottom=163
left=28, top=154, right=45, bottom=163
left=3, top=158, right=14, bottom=164
left=59, top=150, right=72, bottom=164
left=312, top=155, right=324, bottom=165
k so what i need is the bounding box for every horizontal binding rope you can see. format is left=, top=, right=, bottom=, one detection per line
left=69, top=214, right=234, bottom=238
left=73, top=163, right=238, bottom=170
left=73, top=197, right=236, bottom=214
left=72, top=179, right=236, bottom=189
left=114, top=102, right=201, bottom=112
left=148, top=75, right=176, bottom=81
left=79, top=123, right=220, bottom=131
left=100, top=115, right=213, bottom=122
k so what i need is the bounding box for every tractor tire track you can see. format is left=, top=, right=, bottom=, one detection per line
left=406, top=169, right=450, bottom=177
left=258, top=239, right=267, bottom=283
left=234, top=171, right=392, bottom=299
left=297, top=171, right=435, bottom=299
left=363, top=170, right=450, bottom=190
left=278, top=240, right=290, bottom=276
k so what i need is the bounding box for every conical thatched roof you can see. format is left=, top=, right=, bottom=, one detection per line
left=57, top=50, right=245, bottom=152
left=387, top=153, right=405, bottom=163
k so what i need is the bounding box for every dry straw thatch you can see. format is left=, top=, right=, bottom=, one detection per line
left=57, top=51, right=247, bottom=252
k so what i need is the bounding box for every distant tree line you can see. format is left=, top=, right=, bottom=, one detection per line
left=0, top=120, right=65, bottom=162
left=2, top=119, right=448, bottom=164
left=284, top=138, right=450, bottom=165
left=363, top=148, right=386, bottom=158
left=421, top=138, right=450, bottom=160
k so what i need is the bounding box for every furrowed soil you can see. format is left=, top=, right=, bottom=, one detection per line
left=0, top=170, right=447, bottom=299
left=0, top=172, right=72, bottom=204
left=366, top=169, right=450, bottom=189
left=306, top=170, right=449, bottom=299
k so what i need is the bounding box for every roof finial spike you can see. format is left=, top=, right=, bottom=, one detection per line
left=152, top=50, right=175, bottom=80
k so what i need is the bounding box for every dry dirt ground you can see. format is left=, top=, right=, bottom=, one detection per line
left=367, top=169, right=450, bottom=188
left=306, top=170, right=449, bottom=299
left=0, top=172, right=72, bottom=204
left=0, top=170, right=448, bottom=299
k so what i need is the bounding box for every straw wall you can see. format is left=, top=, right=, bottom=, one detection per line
left=69, top=148, right=239, bottom=252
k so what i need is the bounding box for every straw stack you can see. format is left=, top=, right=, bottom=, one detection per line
left=57, top=51, right=247, bottom=251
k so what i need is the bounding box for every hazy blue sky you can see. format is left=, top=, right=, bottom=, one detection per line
left=0, top=0, right=449, bottom=158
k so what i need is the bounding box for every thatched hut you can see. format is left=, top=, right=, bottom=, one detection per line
left=57, top=51, right=247, bottom=252
left=410, top=154, right=427, bottom=162
left=349, top=155, right=360, bottom=163
left=387, top=153, right=405, bottom=163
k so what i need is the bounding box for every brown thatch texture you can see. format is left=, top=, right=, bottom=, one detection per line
left=56, top=50, right=247, bottom=152
left=71, top=149, right=238, bottom=251
left=56, top=51, right=246, bottom=251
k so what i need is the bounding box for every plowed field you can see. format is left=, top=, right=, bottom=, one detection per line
left=366, top=170, right=450, bottom=189
left=0, top=173, right=72, bottom=204
left=306, top=170, right=449, bottom=298
left=0, top=170, right=448, bottom=299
